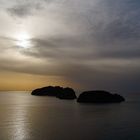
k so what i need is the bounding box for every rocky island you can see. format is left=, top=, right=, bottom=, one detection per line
left=31, top=86, right=77, bottom=100
left=77, top=90, right=125, bottom=103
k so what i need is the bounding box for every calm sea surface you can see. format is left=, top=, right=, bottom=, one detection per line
left=0, top=91, right=140, bottom=140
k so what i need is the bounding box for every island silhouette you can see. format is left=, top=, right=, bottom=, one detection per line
left=31, top=86, right=125, bottom=103
left=77, top=90, right=125, bottom=103
left=31, top=86, right=77, bottom=99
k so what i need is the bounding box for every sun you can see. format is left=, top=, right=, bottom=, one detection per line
left=16, top=31, right=32, bottom=48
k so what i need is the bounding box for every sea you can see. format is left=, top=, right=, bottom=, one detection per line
left=0, top=91, right=140, bottom=140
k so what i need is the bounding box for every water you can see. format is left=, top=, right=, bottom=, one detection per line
left=0, top=91, right=140, bottom=140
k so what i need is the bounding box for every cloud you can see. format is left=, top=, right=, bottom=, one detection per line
left=7, top=2, right=43, bottom=18
left=0, top=0, right=140, bottom=92
left=1, top=36, right=137, bottom=93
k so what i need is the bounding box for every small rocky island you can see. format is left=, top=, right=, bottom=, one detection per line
left=77, top=90, right=125, bottom=103
left=31, top=86, right=77, bottom=100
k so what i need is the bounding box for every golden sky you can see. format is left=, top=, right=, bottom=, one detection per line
left=0, top=70, right=79, bottom=91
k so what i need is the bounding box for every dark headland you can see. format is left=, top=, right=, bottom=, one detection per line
left=31, top=86, right=125, bottom=103
left=31, top=86, right=77, bottom=99
left=77, top=90, right=125, bottom=103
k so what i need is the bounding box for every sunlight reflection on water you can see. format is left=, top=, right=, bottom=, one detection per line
left=11, top=107, right=28, bottom=140
left=0, top=92, right=31, bottom=140
left=10, top=100, right=28, bottom=140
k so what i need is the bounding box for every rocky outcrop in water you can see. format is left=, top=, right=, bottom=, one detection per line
left=31, top=86, right=77, bottom=99
left=77, top=90, right=125, bottom=103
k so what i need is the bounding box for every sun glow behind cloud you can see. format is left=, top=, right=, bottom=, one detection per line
left=15, top=31, right=32, bottom=48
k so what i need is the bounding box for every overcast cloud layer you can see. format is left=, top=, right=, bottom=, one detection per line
left=0, top=0, right=140, bottom=92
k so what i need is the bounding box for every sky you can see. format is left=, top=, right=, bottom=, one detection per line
left=0, top=0, right=140, bottom=92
